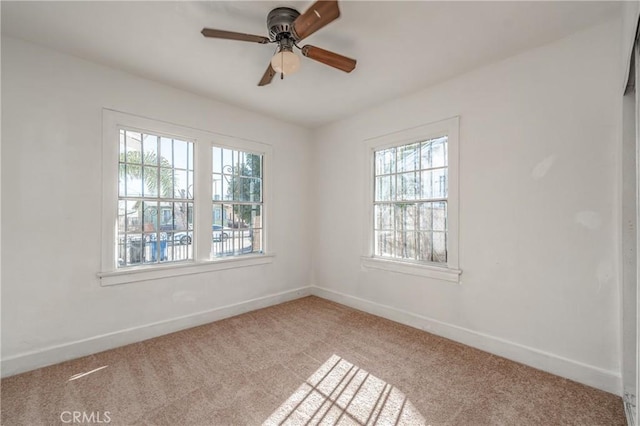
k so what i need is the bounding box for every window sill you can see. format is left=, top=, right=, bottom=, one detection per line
left=360, top=256, right=461, bottom=283
left=98, top=253, right=275, bottom=286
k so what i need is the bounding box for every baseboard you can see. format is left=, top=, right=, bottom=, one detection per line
left=1, top=286, right=312, bottom=378
left=310, top=285, right=622, bottom=396
left=624, top=392, right=637, bottom=426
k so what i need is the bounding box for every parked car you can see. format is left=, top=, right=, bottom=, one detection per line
left=213, top=225, right=230, bottom=242
left=172, top=232, right=192, bottom=245
left=172, top=225, right=229, bottom=245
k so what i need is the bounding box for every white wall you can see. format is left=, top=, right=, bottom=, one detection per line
left=622, top=0, right=639, bottom=90
left=312, top=19, right=623, bottom=394
left=1, top=37, right=313, bottom=375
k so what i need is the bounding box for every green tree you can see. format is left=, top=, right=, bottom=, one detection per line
left=226, top=154, right=261, bottom=227
left=119, top=151, right=174, bottom=197
left=120, top=151, right=185, bottom=230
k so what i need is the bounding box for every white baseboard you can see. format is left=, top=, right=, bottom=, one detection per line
left=2, top=284, right=623, bottom=396
left=1, top=286, right=312, bottom=378
left=624, top=392, right=637, bottom=426
left=310, top=285, right=622, bottom=396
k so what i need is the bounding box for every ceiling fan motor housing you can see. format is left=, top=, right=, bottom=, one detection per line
left=267, top=7, right=300, bottom=41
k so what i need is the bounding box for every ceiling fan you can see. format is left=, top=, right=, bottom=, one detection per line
left=201, top=0, right=356, bottom=86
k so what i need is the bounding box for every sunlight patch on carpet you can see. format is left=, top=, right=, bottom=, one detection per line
left=264, top=354, right=426, bottom=425
left=67, top=365, right=109, bottom=382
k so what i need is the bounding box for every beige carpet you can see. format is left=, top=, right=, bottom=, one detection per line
left=1, top=296, right=625, bottom=425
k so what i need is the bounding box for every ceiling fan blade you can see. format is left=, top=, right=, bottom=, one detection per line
left=301, top=45, right=356, bottom=73
left=258, top=63, right=277, bottom=86
left=201, top=28, right=270, bottom=44
left=292, top=0, right=340, bottom=41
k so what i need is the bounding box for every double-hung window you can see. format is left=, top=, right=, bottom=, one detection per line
left=118, top=130, right=194, bottom=267
left=211, top=147, right=263, bottom=258
left=363, top=117, right=461, bottom=282
left=100, top=109, right=272, bottom=286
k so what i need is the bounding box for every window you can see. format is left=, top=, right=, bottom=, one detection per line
left=211, top=147, right=263, bottom=257
left=118, top=130, right=194, bottom=267
left=100, top=109, right=273, bottom=286
left=374, top=137, right=448, bottom=263
left=362, top=117, right=461, bottom=282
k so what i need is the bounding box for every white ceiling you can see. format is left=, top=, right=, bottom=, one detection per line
left=1, top=1, right=620, bottom=128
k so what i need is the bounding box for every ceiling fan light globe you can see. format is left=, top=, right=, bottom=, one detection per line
left=271, top=51, right=301, bottom=75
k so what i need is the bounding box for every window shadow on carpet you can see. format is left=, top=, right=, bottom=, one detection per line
left=264, top=354, right=426, bottom=425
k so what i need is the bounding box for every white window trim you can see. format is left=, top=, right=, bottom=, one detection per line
left=361, top=116, right=461, bottom=283
left=99, top=109, right=273, bottom=286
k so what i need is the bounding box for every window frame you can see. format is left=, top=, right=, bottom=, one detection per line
left=117, top=129, right=196, bottom=267
left=210, top=143, right=265, bottom=258
left=361, top=116, right=461, bottom=283
left=99, top=109, right=273, bottom=286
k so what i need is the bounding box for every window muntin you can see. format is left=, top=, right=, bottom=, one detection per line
left=373, top=136, right=448, bottom=264
left=211, top=147, right=263, bottom=257
left=117, top=129, right=194, bottom=267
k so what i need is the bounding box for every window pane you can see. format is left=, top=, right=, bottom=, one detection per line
left=418, top=203, right=433, bottom=230
left=222, top=148, right=234, bottom=175
left=173, top=202, right=193, bottom=231
left=432, top=202, right=447, bottom=231
left=159, top=202, right=174, bottom=231
left=421, top=137, right=447, bottom=169
left=167, top=231, right=192, bottom=262
left=375, top=175, right=394, bottom=202
left=251, top=228, right=263, bottom=253
left=248, top=178, right=262, bottom=202
left=118, top=200, right=127, bottom=234
left=375, top=231, right=394, bottom=257
left=173, top=139, right=188, bottom=169
left=421, top=169, right=448, bottom=199
left=395, top=203, right=416, bottom=231
left=374, top=204, right=394, bottom=230
left=397, top=232, right=417, bottom=259
left=127, top=200, right=142, bottom=233
left=212, top=147, right=222, bottom=174
left=118, top=236, right=127, bottom=267
left=398, top=172, right=418, bottom=200
left=159, top=167, right=173, bottom=198
left=249, top=204, right=262, bottom=229
left=222, top=177, right=233, bottom=201
left=125, top=131, right=142, bottom=163
left=160, top=137, right=173, bottom=167
left=212, top=173, right=223, bottom=200
left=144, top=232, right=168, bottom=263
left=142, top=201, right=158, bottom=232
left=142, top=134, right=158, bottom=165
left=375, top=148, right=395, bottom=176
left=187, top=171, right=194, bottom=199
left=125, top=165, right=142, bottom=197
left=432, top=232, right=447, bottom=262
left=174, top=169, right=187, bottom=199
left=142, top=166, right=158, bottom=198
left=125, top=234, right=143, bottom=266
left=237, top=177, right=249, bottom=201
left=397, top=143, right=419, bottom=172
left=118, top=164, right=126, bottom=197
left=245, top=153, right=262, bottom=177
left=417, top=232, right=433, bottom=262
left=212, top=205, right=224, bottom=227
left=187, top=143, right=194, bottom=171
